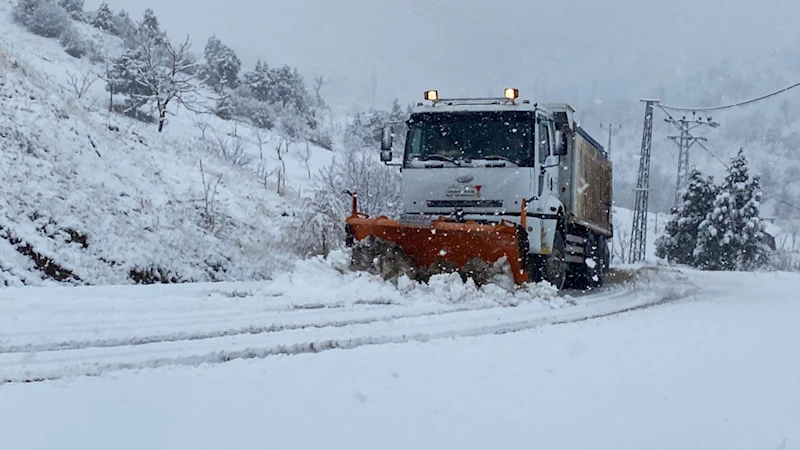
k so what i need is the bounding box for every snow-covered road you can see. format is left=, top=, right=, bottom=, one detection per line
left=1, top=258, right=798, bottom=450
left=0, top=258, right=691, bottom=383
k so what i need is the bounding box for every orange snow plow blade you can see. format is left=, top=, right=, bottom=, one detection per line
left=345, top=196, right=529, bottom=284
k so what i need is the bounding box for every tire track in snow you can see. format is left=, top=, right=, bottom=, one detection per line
left=0, top=303, right=499, bottom=354
left=1, top=280, right=697, bottom=384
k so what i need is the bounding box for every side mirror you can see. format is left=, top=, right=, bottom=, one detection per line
left=543, top=155, right=560, bottom=168
left=380, top=125, right=393, bottom=151
left=380, top=150, right=393, bottom=162
left=553, top=130, right=568, bottom=156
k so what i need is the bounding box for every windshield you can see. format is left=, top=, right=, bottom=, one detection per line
left=404, top=111, right=534, bottom=167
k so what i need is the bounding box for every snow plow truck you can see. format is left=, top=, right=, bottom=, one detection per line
left=345, top=88, right=612, bottom=289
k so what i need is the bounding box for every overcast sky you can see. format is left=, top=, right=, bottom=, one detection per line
left=86, top=0, right=800, bottom=112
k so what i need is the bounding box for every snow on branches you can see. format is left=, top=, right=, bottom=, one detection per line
left=106, top=29, right=206, bottom=132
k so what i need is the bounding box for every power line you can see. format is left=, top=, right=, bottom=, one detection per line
left=660, top=80, right=800, bottom=112
left=660, top=103, right=800, bottom=213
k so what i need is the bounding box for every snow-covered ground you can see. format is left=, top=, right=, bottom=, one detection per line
left=1, top=258, right=798, bottom=450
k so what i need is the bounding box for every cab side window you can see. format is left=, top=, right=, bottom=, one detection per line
left=538, top=119, right=551, bottom=164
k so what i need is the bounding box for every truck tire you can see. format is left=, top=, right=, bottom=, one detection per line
left=543, top=232, right=567, bottom=290
left=568, top=233, right=604, bottom=290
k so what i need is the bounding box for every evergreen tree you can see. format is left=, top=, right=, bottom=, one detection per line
left=91, top=2, right=114, bottom=33
left=243, top=61, right=270, bottom=102
left=655, top=170, right=718, bottom=265
left=694, top=149, right=771, bottom=270
left=724, top=149, right=770, bottom=269
left=266, top=65, right=310, bottom=115
left=139, top=8, right=161, bottom=41
left=111, top=9, right=135, bottom=40
left=695, top=190, right=737, bottom=270
left=203, top=35, right=241, bottom=92
left=389, top=98, right=405, bottom=122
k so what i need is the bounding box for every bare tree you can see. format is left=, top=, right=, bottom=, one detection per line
left=65, top=69, right=97, bottom=99
left=313, top=75, right=327, bottom=102
left=198, top=159, right=224, bottom=233
left=275, top=138, right=287, bottom=195
left=190, top=111, right=212, bottom=139
left=301, top=138, right=312, bottom=179
left=252, top=127, right=271, bottom=189
left=107, top=32, right=206, bottom=132
left=203, top=126, right=253, bottom=168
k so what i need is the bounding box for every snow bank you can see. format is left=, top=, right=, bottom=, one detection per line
left=257, top=249, right=562, bottom=309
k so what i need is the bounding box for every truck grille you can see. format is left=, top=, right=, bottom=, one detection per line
left=426, top=200, right=503, bottom=208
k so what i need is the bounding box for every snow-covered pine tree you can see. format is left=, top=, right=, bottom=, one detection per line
left=724, top=149, right=770, bottom=269
left=91, top=2, right=114, bottom=33
left=203, top=35, right=241, bottom=93
left=655, top=169, right=717, bottom=266
left=58, top=0, right=83, bottom=20
left=695, top=149, right=771, bottom=271
left=388, top=98, right=408, bottom=152
left=139, top=8, right=162, bottom=42
left=695, top=190, right=737, bottom=270
left=243, top=61, right=270, bottom=102
left=266, top=65, right=311, bottom=116
left=111, top=9, right=135, bottom=40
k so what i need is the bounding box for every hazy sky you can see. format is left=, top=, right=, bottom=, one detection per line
left=86, top=0, right=800, bottom=112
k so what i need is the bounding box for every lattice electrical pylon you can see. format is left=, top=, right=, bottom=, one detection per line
left=628, top=99, right=659, bottom=264
left=664, top=112, right=719, bottom=204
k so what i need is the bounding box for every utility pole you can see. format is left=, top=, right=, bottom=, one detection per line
left=600, top=123, right=622, bottom=156
left=629, top=99, right=659, bottom=264
left=664, top=112, right=719, bottom=204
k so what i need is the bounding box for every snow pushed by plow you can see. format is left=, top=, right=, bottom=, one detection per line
left=0, top=252, right=694, bottom=384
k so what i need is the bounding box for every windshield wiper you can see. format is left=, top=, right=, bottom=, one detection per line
left=419, top=155, right=462, bottom=166
left=475, top=155, right=519, bottom=166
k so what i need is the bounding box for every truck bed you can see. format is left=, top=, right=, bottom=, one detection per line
left=566, top=128, right=613, bottom=236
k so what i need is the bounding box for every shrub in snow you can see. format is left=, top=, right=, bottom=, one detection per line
left=12, top=0, right=41, bottom=25
left=28, top=1, right=71, bottom=38
left=293, top=145, right=401, bottom=257
left=58, top=0, right=83, bottom=21
left=215, top=95, right=234, bottom=120
left=59, top=24, right=94, bottom=58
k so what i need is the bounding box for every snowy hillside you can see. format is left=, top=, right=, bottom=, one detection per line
left=0, top=1, right=333, bottom=286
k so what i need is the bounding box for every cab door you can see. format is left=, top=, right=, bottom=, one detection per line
left=536, top=114, right=552, bottom=197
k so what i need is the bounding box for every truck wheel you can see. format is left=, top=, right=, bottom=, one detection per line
left=544, top=232, right=567, bottom=289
